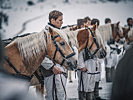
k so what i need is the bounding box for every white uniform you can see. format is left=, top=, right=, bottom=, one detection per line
left=106, top=43, right=118, bottom=68
left=77, top=49, right=96, bottom=92
left=95, top=58, right=102, bottom=82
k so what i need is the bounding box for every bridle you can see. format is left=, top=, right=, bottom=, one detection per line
left=84, top=27, right=100, bottom=59
left=111, top=24, right=124, bottom=43
left=50, top=34, right=76, bottom=66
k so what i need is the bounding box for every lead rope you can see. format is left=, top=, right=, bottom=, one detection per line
left=80, top=71, right=84, bottom=92
left=60, top=74, right=67, bottom=100
left=52, top=75, right=58, bottom=100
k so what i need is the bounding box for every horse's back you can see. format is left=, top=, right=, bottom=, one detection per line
left=4, top=41, right=27, bottom=74
left=3, top=32, right=44, bottom=76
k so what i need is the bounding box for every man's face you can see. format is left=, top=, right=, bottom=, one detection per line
left=51, top=16, right=63, bottom=28
left=84, top=20, right=91, bottom=27
left=128, top=19, right=133, bottom=26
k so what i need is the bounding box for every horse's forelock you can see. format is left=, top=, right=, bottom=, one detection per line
left=77, top=29, right=89, bottom=47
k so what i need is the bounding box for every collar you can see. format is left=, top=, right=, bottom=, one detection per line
left=48, top=23, right=60, bottom=29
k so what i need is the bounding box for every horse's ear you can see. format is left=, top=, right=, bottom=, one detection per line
left=116, top=21, right=120, bottom=26
left=92, top=24, right=97, bottom=31
left=49, top=27, right=53, bottom=34
left=85, top=25, right=88, bottom=28
left=75, top=26, right=78, bottom=30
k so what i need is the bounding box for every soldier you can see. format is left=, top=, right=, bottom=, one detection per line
left=84, top=16, right=91, bottom=27
left=105, top=18, right=111, bottom=24
left=77, top=18, right=96, bottom=100
left=91, top=18, right=106, bottom=100
left=40, top=10, right=68, bottom=100
left=124, top=17, right=133, bottom=28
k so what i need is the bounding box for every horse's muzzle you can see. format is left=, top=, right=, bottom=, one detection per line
left=66, top=60, right=77, bottom=70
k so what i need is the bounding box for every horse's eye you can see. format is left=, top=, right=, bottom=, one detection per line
left=60, top=42, right=65, bottom=46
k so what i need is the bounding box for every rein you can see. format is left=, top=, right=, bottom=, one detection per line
left=83, top=28, right=100, bottom=60
left=111, top=24, right=124, bottom=43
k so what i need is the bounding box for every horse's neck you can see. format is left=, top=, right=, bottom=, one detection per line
left=62, top=27, right=79, bottom=48
left=16, top=30, right=47, bottom=74
left=97, top=24, right=112, bottom=43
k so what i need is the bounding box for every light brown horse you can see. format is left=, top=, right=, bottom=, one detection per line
left=62, top=24, right=107, bottom=59
left=3, top=27, right=77, bottom=82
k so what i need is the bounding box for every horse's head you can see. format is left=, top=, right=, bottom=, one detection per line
left=111, top=22, right=125, bottom=44
left=46, top=27, right=77, bottom=70
left=122, top=27, right=133, bottom=44
left=77, top=25, right=106, bottom=59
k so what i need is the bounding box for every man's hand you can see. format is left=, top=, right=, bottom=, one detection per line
left=52, top=66, right=63, bottom=75
left=81, top=67, right=87, bottom=72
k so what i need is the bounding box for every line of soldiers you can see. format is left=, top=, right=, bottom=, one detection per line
left=40, top=10, right=133, bottom=100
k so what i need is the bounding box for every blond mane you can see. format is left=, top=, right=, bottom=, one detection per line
left=97, top=24, right=112, bottom=43
left=16, top=30, right=46, bottom=65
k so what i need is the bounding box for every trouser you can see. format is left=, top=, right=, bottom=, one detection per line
left=94, top=82, right=99, bottom=99
left=44, top=74, right=67, bottom=100
left=111, top=67, right=115, bottom=82
left=105, top=67, right=112, bottom=82
left=78, top=91, right=94, bottom=100
left=106, top=67, right=115, bottom=82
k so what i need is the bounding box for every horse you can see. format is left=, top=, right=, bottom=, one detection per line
left=62, top=24, right=107, bottom=59
left=122, top=27, right=133, bottom=44
left=97, top=22, right=125, bottom=45
left=3, top=27, right=77, bottom=83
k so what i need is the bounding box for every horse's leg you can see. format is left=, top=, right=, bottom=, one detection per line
left=36, top=84, right=46, bottom=97
left=68, top=71, right=73, bottom=83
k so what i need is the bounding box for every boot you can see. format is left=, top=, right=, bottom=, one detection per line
left=78, top=91, right=86, bottom=100
left=94, top=82, right=99, bottom=99
left=86, top=92, right=94, bottom=100
left=106, top=67, right=112, bottom=82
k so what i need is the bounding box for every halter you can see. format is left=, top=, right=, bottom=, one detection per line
left=83, top=27, right=100, bottom=60
left=111, top=24, right=124, bottom=43
left=51, top=34, right=76, bottom=66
